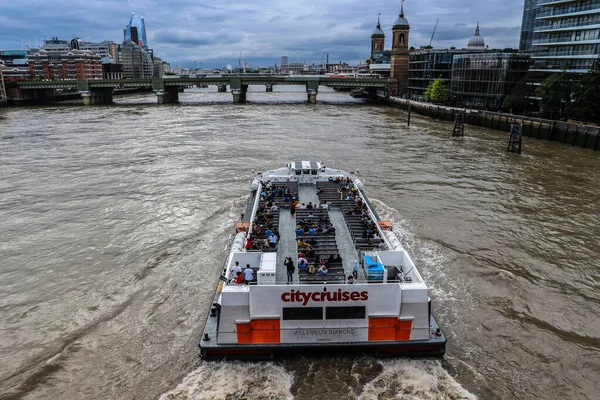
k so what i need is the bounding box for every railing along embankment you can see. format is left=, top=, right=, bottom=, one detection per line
left=384, top=97, right=600, bottom=151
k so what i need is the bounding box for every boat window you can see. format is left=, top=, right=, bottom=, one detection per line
left=294, top=169, right=301, bottom=176
left=283, top=307, right=323, bottom=320
left=311, top=169, right=317, bottom=175
left=303, top=169, right=310, bottom=175
left=325, top=306, right=366, bottom=320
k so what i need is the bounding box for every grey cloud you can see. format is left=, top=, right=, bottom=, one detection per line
left=0, top=0, right=526, bottom=67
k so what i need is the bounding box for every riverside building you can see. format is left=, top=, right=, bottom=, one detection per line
left=529, top=0, right=600, bottom=74
left=405, top=25, right=530, bottom=110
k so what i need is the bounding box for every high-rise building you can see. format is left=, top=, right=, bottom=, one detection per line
left=118, top=42, right=154, bottom=78
left=530, top=1, right=600, bottom=74
left=124, top=12, right=148, bottom=46
left=519, top=0, right=538, bottom=52
left=280, top=56, right=288, bottom=67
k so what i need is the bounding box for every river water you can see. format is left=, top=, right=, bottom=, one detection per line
left=0, top=86, right=598, bottom=400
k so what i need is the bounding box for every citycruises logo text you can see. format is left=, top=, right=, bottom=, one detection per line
left=281, top=289, right=368, bottom=306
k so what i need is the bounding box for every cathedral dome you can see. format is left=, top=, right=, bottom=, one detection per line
left=467, top=23, right=485, bottom=49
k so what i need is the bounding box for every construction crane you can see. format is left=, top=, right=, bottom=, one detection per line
left=429, top=18, right=439, bottom=47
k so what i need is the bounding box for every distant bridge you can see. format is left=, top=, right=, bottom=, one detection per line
left=14, top=76, right=388, bottom=104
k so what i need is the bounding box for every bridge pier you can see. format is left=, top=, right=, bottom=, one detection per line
left=80, top=88, right=114, bottom=106
left=155, top=86, right=179, bottom=104
left=265, top=84, right=273, bottom=92
left=307, top=89, right=318, bottom=104
left=217, top=84, right=227, bottom=93
left=232, top=85, right=247, bottom=103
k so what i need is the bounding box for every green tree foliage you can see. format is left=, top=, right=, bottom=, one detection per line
left=536, top=64, right=572, bottom=120
left=569, top=58, right=600, bottom=124
left=424, top=77, right=449, bottom=104
left=502, top=75, right=531, bottom=115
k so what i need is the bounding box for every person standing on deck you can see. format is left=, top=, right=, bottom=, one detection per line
left=290, top=199, right=296, bottom=218
left=285, top=257, right=295, bottom=283
left=244, top=264, right=254, bottom=284
left=353, top=259, right=359, bottom=279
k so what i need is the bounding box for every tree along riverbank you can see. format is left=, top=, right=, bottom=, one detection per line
left=384, top=97, right=600, bottom=151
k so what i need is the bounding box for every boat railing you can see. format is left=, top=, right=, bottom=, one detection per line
left=213, top=325, right=431, bottom=339
left=246, top=181, right=263, bottom=237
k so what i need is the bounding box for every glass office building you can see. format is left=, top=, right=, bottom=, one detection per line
left=124, top=13, right=148, bottom=46
left=451, top=52, right=531, bottom=109
left=530, top=0, right=600, bottom=73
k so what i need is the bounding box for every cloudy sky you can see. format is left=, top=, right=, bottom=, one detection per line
left=0, top=0, right=525, bottom=68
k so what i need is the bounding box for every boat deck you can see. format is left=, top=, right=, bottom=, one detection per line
left=247, top=181, right=386, bottom=284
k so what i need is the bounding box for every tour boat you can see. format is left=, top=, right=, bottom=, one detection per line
left=200, top=161, right=446, bottom=359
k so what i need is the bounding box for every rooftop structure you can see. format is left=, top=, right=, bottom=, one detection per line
left=467, top=23, right=486, bottom=50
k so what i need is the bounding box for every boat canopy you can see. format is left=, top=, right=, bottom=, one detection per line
left=290, top=161, right=322, bottom=175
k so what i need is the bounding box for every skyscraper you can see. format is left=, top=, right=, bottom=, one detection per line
left=124, top=12, right=148, bottom=46
left=530, top=1, right=600, bottom=74
left=519, top=0, right=538, bottom=52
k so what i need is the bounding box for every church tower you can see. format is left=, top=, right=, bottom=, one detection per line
left=370, top=14, right=385, bottom=61
left=389, top=0, right=410, bottom=95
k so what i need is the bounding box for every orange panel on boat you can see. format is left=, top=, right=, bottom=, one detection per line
left=396, top=319, right=413, bottom=340
left=368, top=317, right=397, bottom=341
left=250, top=319, right=280, bottom=343
left=236, top=322, right=252, bottom=344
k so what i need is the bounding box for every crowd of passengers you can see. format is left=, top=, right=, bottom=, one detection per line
left=245, top=200, right=280, bottom=251
left=343, top=193, right=382, bottom=241
left=296, top=251, right=343, bottom=276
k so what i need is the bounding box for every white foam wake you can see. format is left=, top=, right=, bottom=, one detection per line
left=359, top=359, right=477, bottom=400
left=159, top=361, right=294, bottom=400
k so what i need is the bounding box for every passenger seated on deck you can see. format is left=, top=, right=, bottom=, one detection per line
left=347, top=275, right=355, bottom=284
left=306, top=202, right=314, bottom=210
left=270, top=203, right=278, bottom=212
left=283, top=194, right=291, bottom=202
left=308, top=227, right=317, bottom=235
left=261, top=238, right=270, bottom=250
left=295, top=226, right=305, bottom=236
left=317, top=188, right=324, bottom=194
left=299, top=203, right=306, bottom=209
left=294, top=194, right=299, bottom=201
left=308, top=264, right=316, bottom=274
left=307, top=248, right=316, bottom=260
left=318, top=265, right=328, bottom=275
left=268, top=233, right=278, bottom=248
left=326, top=224, right=336, bottom=234
left=265, top=228, right=273, bottom=236
left=298, top=256, right=308, bottom=266
left=334, top=254, right=342, bottom=263
left=326, top=254, right=335, bottom=265
left=319, top=258, right=327, bottom=266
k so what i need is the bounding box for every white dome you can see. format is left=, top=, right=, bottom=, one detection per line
left=467, top=23, right=485, bottom=49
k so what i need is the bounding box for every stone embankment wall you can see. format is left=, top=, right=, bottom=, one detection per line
left=384, top=97, right=600, bottom=151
